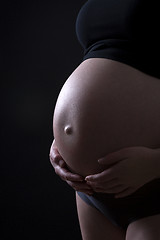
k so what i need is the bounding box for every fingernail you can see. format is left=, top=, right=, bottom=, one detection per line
left=86, top=192, right=93, bottom=196
left=85, top=177, right=90, bottom=181
left=98, top=158, right=105, bottom=164
left=98, top=158, right=103, bottom=163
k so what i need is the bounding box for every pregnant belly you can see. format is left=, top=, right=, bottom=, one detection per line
left=53, top=58, right=160, bottom=177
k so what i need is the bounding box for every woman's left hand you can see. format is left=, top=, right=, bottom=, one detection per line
left=85, top=146, right=160, bottom=198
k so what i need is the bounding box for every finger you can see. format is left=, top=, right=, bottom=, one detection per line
left=66, top=181, right=94, bottom=192
left=67, top=181, right=94, bottom=195
left=50, top=154, right=65, bottom=168
left=55, top=166, right=84, bottom=182
left=49, top=147, right=63, bottom=164
left=98, top=185, right=126, bottom=194
left=49, top=139, right=64, bottom=161
left=77, top=190, right=94, bottom=196
left=58, top=159, right=66, bottom=168
left=98, top=148, right=130, bottom=166
left=88, top=181, right=125, bottom=193
left=114, top=187, right=136, bottom=198
left=85, top=168, right=116, bottom=183
left=49, top=145, right=65, bottom=167
left=86, top=178, right=118, bottom=189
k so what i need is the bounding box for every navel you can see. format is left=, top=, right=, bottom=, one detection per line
left=64, top=125, right=73, bottom=135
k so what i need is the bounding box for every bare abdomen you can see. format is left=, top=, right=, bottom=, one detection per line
left=53, top=58, right=160, bottom=177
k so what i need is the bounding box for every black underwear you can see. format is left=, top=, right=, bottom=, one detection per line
left=77, top=179, right=160, bottom=230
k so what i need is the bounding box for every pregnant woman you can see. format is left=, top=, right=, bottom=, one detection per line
left=50, top=0, right=160, bottom=239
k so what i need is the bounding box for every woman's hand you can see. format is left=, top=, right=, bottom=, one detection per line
left=85, top=146, right=160, bottom=198
left=49, top=139, right=94, bottom=195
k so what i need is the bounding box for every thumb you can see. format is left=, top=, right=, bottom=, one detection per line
left=98, top=149, right=128, bottom=166
left=98, top=157, right=114, bottom=165
left=59, top=159, right=66, bottom=168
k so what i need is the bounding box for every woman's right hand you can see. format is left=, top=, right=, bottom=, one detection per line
left=49, top=139, right=94, bottom=195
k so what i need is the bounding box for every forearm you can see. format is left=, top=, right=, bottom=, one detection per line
left=153, top=148, right=160, bottom=179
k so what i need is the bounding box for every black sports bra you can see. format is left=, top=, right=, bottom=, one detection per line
left=76, top=0, right=160, bottom=79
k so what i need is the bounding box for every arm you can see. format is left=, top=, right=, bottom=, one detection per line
left=85, top=146, right=160, bottom=198
left=153, top=148, right=160, bottom=178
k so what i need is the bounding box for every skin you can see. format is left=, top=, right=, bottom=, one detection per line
left=50, top=139, right=94, bottom=195
left=76, top=191, right=160, bottom=240
left=53, top=59, right=160, bottom=178
left=50, top=141, right=160, bottom=240
left=50, top=58, right=160, bottom=197
left=76, top=192, right=126, bottom=240
left=85, top=146, right=160, bottom=198
left=49, top=141, right=160, bottom=198
left=50, top=58, right=160, bottom=239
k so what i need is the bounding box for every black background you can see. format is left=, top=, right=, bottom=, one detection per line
left=1, top=0, right=86, bottom=239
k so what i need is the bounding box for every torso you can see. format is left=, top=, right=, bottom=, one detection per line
left=53, top=58, right=160, bottom=177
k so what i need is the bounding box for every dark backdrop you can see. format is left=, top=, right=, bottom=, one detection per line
left=1, top=1, right=86, bottom=239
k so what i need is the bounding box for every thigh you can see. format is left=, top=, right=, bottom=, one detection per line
left=76, top=192, right=126, bottom=240
left=126, top=214, right=160, bottom=240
